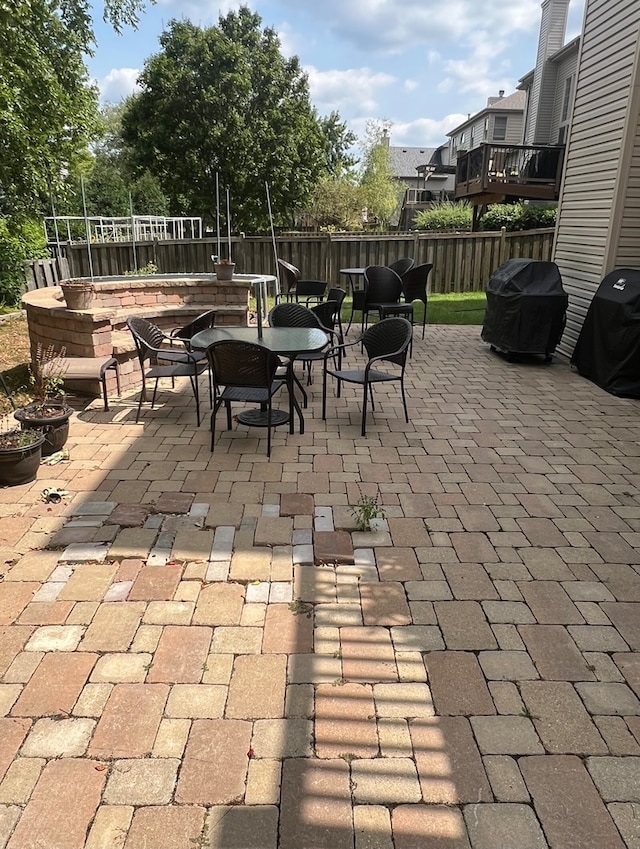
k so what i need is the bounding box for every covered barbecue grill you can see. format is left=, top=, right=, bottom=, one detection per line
left=481, top=258, right=568, bottom=360
left=571, top=268, right=640, bottom=397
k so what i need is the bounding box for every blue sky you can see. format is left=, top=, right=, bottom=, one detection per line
left=88, top=0, right=585, bottom=150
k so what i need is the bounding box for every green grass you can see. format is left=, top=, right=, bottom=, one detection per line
left=251, top=291, right=487, bottom=328
left=427, top=292, right=486, bottom=325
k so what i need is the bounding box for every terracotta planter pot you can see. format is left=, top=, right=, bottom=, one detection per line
left=14, top=402, right=73, bottom=457
left=0, top=433, right=45, bottom=486
left=61, top=282, right=94, bottom=310
left=215, top=262, right=236, bottom=282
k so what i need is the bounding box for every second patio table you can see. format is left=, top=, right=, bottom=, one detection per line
left=339, top=267, right=367, bottom=333
left=190, top=326, right=328, bottom=434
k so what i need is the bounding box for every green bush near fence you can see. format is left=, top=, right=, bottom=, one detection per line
left=414, top=201, right=472, bottom=231
left=414, top=201, right=556, bottom=233
left=0, top=218, right=48, bottom=306
left=480, top=203, right=556, bottom=231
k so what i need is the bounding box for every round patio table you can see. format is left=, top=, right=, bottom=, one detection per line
left=191, top=326, right=328, bottom=434
left=339, top=267, right=366, bottom=332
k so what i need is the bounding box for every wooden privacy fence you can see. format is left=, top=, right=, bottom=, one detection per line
left=24, top=256, right=70, bottom=291
left=42, top=228, right=555, bottom=294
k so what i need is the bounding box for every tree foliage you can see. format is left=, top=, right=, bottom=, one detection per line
left=59, top=103, right=169, bottom=217
left=358, top=120, right=404, bottom=229
left=318, top=112, right=358, bottom=178
left=0, top=217, right=48, bottom=305
left=0, top=0, right=150, bottom=217
left=121, top=8, right=328, bottom=231
left=308, top=176, right=363, bottom=230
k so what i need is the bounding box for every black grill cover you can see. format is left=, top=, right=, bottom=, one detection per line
left=481, top=258, right=568, bottom=356
left=571, top=268, right=640, bottom=397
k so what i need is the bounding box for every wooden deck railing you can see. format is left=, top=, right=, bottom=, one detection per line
left=455, top=143, right=565, bottom=201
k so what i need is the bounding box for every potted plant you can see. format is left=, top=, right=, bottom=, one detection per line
left=215, top=257, right=236, bottom=282
left=0, top=426, right=45, bottom=486
left=13, top=345, right=73, bottom=457
left=60, top=278, right=94, bottom=310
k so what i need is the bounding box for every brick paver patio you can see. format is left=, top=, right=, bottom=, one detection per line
left=1, top=324, right=639, bottom=848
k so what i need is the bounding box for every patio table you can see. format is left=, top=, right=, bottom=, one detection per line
left=191, top=326, right=328, bottom=434
left=339, top=267, right=366, bottom=332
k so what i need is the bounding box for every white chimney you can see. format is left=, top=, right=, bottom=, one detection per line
left=525, top=0, right=570, bottom=144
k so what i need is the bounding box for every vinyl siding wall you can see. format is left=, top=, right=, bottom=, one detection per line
left=553, top=0, right=640, bottom=356
left=491, top=113, right=524, bottom=144
left=550, top=52, right=578, bottom=142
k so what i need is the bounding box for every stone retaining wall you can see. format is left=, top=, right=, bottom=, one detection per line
left=21, top=274, right=250, bottom=395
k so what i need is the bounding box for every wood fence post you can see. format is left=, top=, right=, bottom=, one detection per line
left=499, top=227, right=507, bottom=265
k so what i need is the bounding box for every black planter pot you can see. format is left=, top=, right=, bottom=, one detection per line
left=0, top=432, right=45, bottom=486
left=14, top=403, right=73, bottom=457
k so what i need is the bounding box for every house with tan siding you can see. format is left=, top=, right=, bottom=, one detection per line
left=554, top=0, right=640, bottom=355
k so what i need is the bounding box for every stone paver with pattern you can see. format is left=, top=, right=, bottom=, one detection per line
left=0, top=325, right=638, bottom=848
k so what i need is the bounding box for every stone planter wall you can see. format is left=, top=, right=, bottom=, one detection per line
left=22, top=274, right=251, bottom=394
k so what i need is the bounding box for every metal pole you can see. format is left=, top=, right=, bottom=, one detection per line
left=266, top=181, right=280, bottom=300
left=215, top=173, right=221, bottom=262
left=129, top=192, right=138, bottom=271
left=80, top=176, right=94, bottom=280
left=49, top=191, right=63, bottom=277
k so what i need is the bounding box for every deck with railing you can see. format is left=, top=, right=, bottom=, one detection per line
left=455, top=143, right=565, bottom=201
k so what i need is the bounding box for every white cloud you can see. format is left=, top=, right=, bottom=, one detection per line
left=97, top=68, right=141, bottom=104
left=305, top=66, right=396, bottom=115
left=404, top=79, right=419, bottom=92
left=272, top=0, right=541, bottom=53
left=390, top=114, right=467, bottom=146
left=438, top=29, right=512, bottom=98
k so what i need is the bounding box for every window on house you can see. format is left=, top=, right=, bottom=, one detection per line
left=484, top=118, right=489, bottom=140
left=557, top=125, right=566, bottom=144
left=493, top=116, right=507, bottom=141
left=561, top=75, right=573, bottom=122
left=470, top=129, right=474, bottom=148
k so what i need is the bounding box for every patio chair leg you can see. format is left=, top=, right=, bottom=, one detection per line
left=189, top=375, right=201, bottom=427
left=210, top=408, right=217, bottom=451
left=361, top=383, right=369, bottom=437
left=322, top=367, right=328, bottom=420
left=400, top=377, right=409, bottom=423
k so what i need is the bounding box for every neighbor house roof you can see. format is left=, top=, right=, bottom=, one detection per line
left=388, top=146, right=437, bottom=179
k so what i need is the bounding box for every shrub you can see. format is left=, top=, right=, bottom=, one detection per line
left=0, top=217, right=48, bottom=306
left=480, top=202, right=556, bottom=232
left=414, top=200, right=472, bottom=231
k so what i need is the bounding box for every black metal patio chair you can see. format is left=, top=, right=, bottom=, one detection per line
left=388, top=257, right=415, bottom=277
left=126, top=316, right=207, bottom=425
left=401, top=263, right=433, bottom=339
left=322, top=317, right=412, bottom=436
left=361, top=265, right=406, bottom=335
left=206, top=340, right=289, bottom=457
left=275, top=259, right=326, bottom=305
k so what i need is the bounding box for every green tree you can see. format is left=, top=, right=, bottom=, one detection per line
left=318, top=111, right=358, bottom=177
left=309, top=177, right=363, bottom=230
left=121, top=8, right=327, bottom=231
left=0, top=217, right=48, bottom=305
left=0, top=0, right=148, bottom=218
left=359, top=120, right=403, bottom=229
left=62, top=102, right=169, bottom=217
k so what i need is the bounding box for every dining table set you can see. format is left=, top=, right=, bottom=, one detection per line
left=190, top=324, right=328, bottom=436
